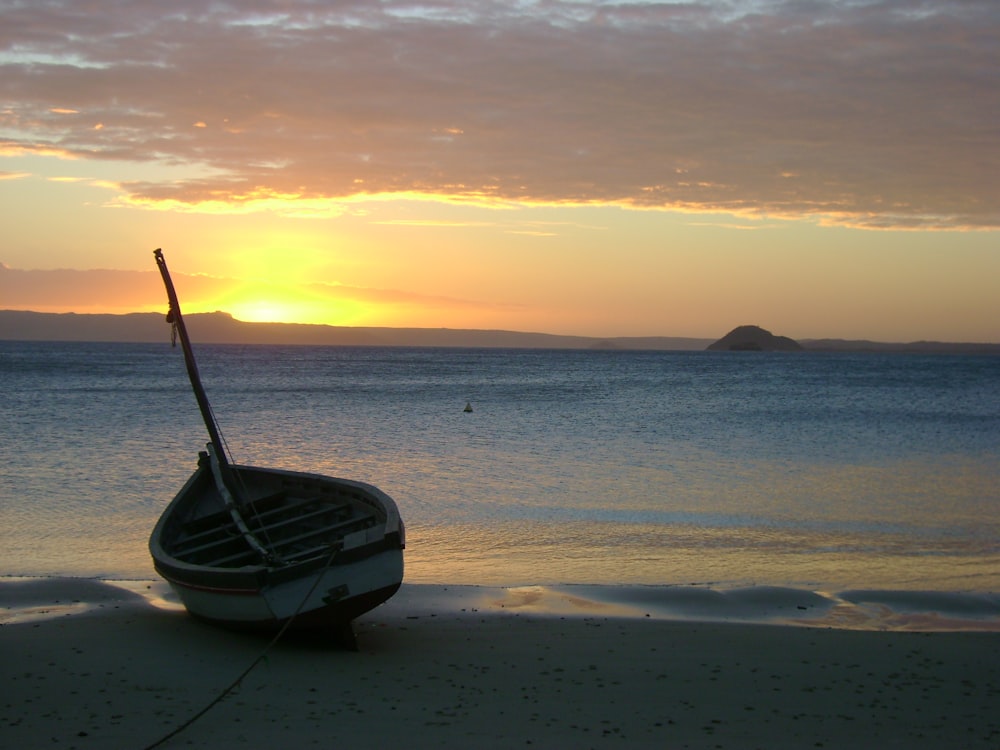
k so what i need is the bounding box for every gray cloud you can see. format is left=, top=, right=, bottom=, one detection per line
left=1, top=0, right=997, bottom=228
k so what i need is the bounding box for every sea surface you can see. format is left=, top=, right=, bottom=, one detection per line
left=2, top=340, right=998, bottom=599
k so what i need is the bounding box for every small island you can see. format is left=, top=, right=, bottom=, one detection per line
left=707, top=325, right=802, bottom=352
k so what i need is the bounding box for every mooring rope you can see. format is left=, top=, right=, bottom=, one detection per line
left=208, top=411, right=283, bottom=555
left=140, top=543, right=342, bottom=750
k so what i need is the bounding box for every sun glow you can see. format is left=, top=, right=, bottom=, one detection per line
left=228, top=299, right=305, bottom=324
left=224, top=292, right=371, bottom=327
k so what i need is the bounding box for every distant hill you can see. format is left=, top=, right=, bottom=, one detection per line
left=1, top=310, right=996, bottom=354
left=704, top=324, right=999, bottom=354
left=707, top=325, right=802, bottom=352
left=0, top=310, right=712, bottom=350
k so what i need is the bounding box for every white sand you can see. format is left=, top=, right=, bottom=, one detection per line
left=2, top=578, right=999, bottom=749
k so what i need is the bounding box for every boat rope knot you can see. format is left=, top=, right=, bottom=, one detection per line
left=164, top=309, right=178, bottom=347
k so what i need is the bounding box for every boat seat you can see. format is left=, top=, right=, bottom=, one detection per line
left=174, top=501, right=377, bottom=567
left=171, top=527, right=245, bottom=559
left=249, top=504, right=350, bottom=535
left=174, top=498, right=350, bottom=553
left=203, top=514, right=375, bottom=565
left=175, top=492, right=299, bottom=542
left=173, top=505, right=345, bottom=560
left=245, top=494, right=318, bottom=521
left=268, top=514, right=375, bottom=552
left=179, top=509, right=238, bottom=541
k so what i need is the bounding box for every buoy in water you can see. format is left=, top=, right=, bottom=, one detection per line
left=463, top=402, right=473, bottom=413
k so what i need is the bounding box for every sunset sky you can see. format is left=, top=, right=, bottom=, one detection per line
left=1, top=0, right=998, bottom=342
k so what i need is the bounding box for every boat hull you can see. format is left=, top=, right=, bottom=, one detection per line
left=150, top=459, right=405, bottom=631
left=158, top=558, right=403, bottom=631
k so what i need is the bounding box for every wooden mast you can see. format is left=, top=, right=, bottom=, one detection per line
left=153, top=248, right=228, bottom=466
left=154, top=249, right=274, bottom=563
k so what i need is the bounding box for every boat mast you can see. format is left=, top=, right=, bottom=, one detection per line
left=154, top=249, right=278, bottom=564
left=153, top=248, right=228, bottom=466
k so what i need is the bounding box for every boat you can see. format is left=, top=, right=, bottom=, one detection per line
left=148, top=249, right=404, bottom=632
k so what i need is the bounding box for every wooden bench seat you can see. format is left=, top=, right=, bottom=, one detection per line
left=173, top=505, right=377, bottom=567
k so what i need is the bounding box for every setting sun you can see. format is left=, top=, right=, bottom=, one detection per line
left=227, top=299, right=311, bottom=325
left=223, top=289, right=371, bottom=327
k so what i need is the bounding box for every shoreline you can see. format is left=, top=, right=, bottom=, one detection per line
left=3, top=576, right=998, bottom=632
left=7, top=575, right=1000, bottom=632
left=2, top=578, right=999, bottom=749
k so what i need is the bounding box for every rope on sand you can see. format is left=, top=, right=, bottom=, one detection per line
left=141, top=546, right=343, bottom=750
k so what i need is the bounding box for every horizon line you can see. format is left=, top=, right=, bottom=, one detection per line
left=2, top=309, right=999, bottom=349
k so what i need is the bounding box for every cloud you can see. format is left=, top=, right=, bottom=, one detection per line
left=0, top=264, right=163, bottom=311
left=1, top=0, right=997, bottom=229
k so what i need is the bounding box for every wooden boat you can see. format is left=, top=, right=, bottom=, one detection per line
left=148, top=249, right=404, bottom=631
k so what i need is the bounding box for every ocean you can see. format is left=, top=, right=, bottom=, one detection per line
left=2, top=340, right=998, bottom=597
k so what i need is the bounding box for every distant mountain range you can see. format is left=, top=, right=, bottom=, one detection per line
left=1, top=310, right=997, bottom=354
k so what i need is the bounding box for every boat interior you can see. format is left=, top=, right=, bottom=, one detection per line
left=168, top=479, right=381, bottom=568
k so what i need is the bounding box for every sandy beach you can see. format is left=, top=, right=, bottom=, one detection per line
left=2, top=578, right=999, bottom=749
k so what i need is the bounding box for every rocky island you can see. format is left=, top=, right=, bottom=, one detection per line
left=707, top=325, right=802, bottom=352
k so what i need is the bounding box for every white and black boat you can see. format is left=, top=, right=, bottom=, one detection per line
left=148, top=249, right=404, bottom=631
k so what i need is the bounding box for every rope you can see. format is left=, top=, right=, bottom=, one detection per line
left=141, top=543, right=342, bottom=750
left=202, top=398, right=280, bottom=554
left=168, top=315, right=277, bottom=553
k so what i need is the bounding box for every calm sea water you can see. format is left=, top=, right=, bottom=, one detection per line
left=2, top=340, right=998, bottom=594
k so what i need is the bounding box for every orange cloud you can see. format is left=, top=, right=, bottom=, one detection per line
left=0, top=1, right=997, bottom=229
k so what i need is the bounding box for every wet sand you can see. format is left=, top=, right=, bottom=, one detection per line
left=2, top=579, right=999, bottom=749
